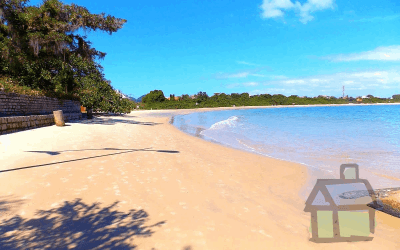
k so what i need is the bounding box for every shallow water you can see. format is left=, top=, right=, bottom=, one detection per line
left=172, top=105, right=400, bottom=198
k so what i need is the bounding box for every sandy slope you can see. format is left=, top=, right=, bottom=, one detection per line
left=0, top=110, right=399, bottom=249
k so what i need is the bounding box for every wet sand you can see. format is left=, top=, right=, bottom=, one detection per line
left=0, top=109, right=399, bottom=249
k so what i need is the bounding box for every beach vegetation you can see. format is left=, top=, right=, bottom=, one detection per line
left=0, top=0, right=135, bottom=113
left=138, top=90, right=399, bottom=110
left=142, top=90, right=166, bottom=103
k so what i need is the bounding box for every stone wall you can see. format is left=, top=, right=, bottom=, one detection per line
left=0, top=91, right=83, bottom=135
left=0, top=91, right=81, bottom=117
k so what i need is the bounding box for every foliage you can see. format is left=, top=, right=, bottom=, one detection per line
left=0, top=75, right=80, bottom=100
left=0, top=0, right=134, bottom=112
left=142, top=90, right=166, bottom=103
left=139, top=91, right=398, bottom=110
left=195, top=91, right=208, bottom=103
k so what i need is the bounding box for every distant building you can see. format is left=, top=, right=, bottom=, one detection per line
left=356, top=97, right=363, bottom=103
left=114, top=89, right=129, bottom=99
left=167, top=96, right=180, bottom=101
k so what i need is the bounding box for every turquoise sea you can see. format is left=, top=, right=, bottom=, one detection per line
left=172, top=104, right=400, bottom=196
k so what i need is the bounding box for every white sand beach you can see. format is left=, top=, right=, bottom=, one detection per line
left=0, top=109, right=399, bottom=249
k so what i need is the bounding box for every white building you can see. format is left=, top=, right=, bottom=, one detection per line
left=115, top=89, right=129, bottom=99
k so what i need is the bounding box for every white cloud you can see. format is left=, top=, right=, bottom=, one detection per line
left=270, top=75, right=289, bottom=80
left=250, top=88, right=290, bottom=96
left=225, top=82, right=260, bottom=88
left=251, top=74, right=266, bottom=77
left=260, top=0, right=335, bottom=24
left=243, top=82, right=259, bottom=86
left=324, top=45, right=400, bottom=61
left=216, top=71, right=250, bottom=79
left=216, top=71, right=268, bottom=79
left=260, top=0, right=295, bottom=18
left=284, top=79, right=305, bottom=84
left=258, top=69, right=400, bottom=97
left=225, top=83, right=241, bottom=88
left=236, top=61, right=262, bottom=67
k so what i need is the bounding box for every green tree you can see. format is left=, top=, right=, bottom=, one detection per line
left=0, top=0, right=132, bottom=112
left=195, top=91, right=208, bottom=103
left=142, top=90, right=166, bottom=103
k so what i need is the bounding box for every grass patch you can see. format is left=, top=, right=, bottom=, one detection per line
left=0, top=76, right=79, bottom=101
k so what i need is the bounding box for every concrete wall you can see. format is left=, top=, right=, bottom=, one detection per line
left=0, top=91, right=82, bottom=135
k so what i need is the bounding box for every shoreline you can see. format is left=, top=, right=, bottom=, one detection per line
left=146, top=108, right=400, bottom=246
left=163, top=104, right=400, bottom=194
left=0, top=111, right=399, bottom=248
left=133, top=102, right=400, bottom=115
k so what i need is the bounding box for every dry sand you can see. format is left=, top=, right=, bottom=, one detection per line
left=0, top=109, right=399, bottom=249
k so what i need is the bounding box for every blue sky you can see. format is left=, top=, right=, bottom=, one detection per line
left=29, top=0, right=400, bottom=98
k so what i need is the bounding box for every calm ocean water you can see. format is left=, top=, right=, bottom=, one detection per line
left=172, top=105, right=400, bottom=197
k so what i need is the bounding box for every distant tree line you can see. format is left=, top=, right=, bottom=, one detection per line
left=0, top=0, right=135, bottom=113
left=138, top=90, right=400, bottom=110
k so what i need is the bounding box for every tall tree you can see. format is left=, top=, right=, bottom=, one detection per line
left=0, top=0, right=132, bottom=112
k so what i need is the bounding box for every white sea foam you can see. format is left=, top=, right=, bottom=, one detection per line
left=208, top=116, right=239, bottom=130
left=173, top=105, right=400, bottom=190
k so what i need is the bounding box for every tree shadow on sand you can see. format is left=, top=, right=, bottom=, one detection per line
left=0, top=196, right=24, bottom=215
left=69, top=117, right=160, bottom=126
left=25, top=147, right=179, bottom=156
left=0, top=198, right=165, bottom=249
left=0, top=148, right=179, bottom=174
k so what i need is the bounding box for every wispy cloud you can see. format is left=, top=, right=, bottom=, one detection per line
left=223, top=72, right=251, bottom=78
left=269, top=75, right=288, bottom=80
left=225, top=83, right=241, bottom=88
left=251, top=74, right=266, bottom=77
left=215, top=71, right=267, bottom=79
left=352, top=14, right=400, bottom=23
left=243, top=82, right=259, bottom=86
left=250, top=88, right=292, bottom=96
left=249, top=69, right=400, bottom=96
left=225, top=82, right=260, bottom=88
left=236, top=61, right=262, bottom=67
left=260, top=0, right=335, bottom=24
left=323, top=45, right=400, bottom=61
